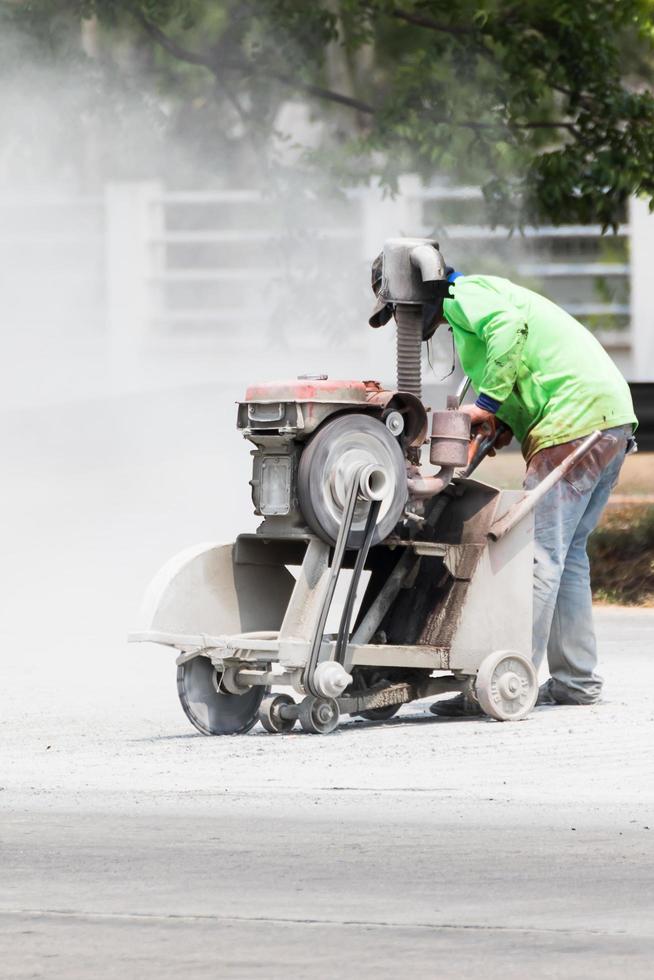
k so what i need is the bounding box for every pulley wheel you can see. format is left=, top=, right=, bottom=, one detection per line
left=258, top=693, right=296, bottom=734
left=297, top=695, right=340, bottom=734
left=475, top=650, right=538, bottom=722
left=177, top=656, right=265, bottom=735
left=297, top=413, right=407, bottom=547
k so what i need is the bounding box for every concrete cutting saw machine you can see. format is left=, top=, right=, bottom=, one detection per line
left=129, top=238, right=600, bottom=734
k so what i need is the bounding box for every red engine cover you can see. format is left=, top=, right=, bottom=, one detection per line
left=243, top=379, right=384, bottom=403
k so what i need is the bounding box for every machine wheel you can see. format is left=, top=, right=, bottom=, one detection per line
left=258, top=694, right=296, bottom=734
left=297, top=695, right=340, bottom=734
left=358, top=704, right=401, bottom=722
left=177, top=656, right=265, bottom=735
left=475, top=650, right=538, bottom=722
left=297, top=413, right=407, bottom=547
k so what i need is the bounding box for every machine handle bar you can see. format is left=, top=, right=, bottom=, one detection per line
left=488, top=430, right=603, bottom=542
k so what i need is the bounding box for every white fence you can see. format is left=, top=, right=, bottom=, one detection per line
left=1, top=179, right=653, bottom=379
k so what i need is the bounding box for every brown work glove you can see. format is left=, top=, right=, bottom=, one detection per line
left=466, top=416, right=513, bottom=464
left=493, top=423, right=513, bottom=452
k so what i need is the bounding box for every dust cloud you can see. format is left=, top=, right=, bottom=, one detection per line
left=0, top=19, right=425, bottom=698
left=2, top=15, right=559, bottom=705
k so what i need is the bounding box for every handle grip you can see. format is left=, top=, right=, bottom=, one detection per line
left=459, top=421, right=511, bottom=478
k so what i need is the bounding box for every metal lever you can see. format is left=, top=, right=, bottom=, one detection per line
left=455, top=375, right=472, bottom=405
left=488, top=430, right=603, bottom=541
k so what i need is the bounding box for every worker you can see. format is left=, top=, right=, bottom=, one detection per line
left=369, top=260, right=638, bottom=715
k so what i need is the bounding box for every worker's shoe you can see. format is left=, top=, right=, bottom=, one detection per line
left=535, top=682, right=558, bottom=706
left=536, top=680, right=599, bottom=706
left=429, top=692, right=483, bottom=718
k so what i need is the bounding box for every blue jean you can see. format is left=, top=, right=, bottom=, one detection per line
left=524, top=426, right=632, bottom=703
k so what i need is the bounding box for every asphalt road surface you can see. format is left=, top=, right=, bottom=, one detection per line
left=2, top=381, right=653, bottom=978
left=2, top=608, right=653, bottom=980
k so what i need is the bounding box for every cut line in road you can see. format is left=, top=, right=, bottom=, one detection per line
left=0, top=908, right=633, bottom=939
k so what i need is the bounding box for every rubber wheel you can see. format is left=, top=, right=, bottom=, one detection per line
left=258, top=694, right=296, bottom=733
left=358, top=704, right=401, bottom=722
left=297, top=413, right=407, bottom=547
left=177, top=656, right=265, bottom=735
left=475, top=650, right=538, bottom=722
left=297, top=695, right=340, bottom=734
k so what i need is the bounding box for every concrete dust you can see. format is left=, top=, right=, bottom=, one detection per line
left=1, top=608, right=653, bottom=819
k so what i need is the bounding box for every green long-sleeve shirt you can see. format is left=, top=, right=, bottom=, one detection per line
left=442, top=275, right=637, bottom=460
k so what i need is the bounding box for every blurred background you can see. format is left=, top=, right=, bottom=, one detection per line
left=1, top=1, right=653, bottom=703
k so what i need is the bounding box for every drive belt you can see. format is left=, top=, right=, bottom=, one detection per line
left=304, top=466, right=378, bottom=696
left=334, top=497, right=380, bottom=669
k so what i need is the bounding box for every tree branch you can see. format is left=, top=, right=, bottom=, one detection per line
left=392, top=10, right=477, bottom=37
left=283, top=78, right=374, bottom=113
left=136, top=14, right=375, bottom=115
left=516, top=120, right=578, bottom=131
left=429, top=117, right=579, bottom=133
left=391, top=11, right=597, bottom=113
left=136, top=13, right=219, bottom=69
left=135, top=15, right=582, bottom=136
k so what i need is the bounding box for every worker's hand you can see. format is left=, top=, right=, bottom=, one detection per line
left=484, top=424, right=513, bottom=458
left=494, top=424, right=513, bottom=451
left=459, top=403, right=496, bottom=428
left=468, top=419, right=513, bottom=462
left=461, top=404, right=496, bottom=462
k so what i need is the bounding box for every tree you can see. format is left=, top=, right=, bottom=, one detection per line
left=4, top=0, right=654, bottom=226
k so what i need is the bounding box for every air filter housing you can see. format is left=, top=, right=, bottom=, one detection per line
left=378, top=237, right=446, bottom=305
